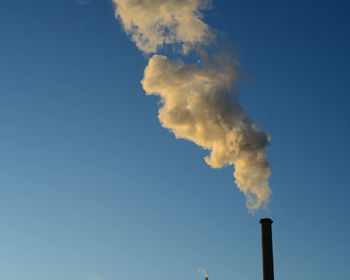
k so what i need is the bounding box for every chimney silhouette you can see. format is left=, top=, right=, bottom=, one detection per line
left=260, top=218, right=274, bottom=280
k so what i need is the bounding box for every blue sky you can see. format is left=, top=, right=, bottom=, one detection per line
left=1, top=0, right=350, bottom=280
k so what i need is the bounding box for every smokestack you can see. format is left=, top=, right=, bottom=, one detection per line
left=260, top=218, right=274, bottom=280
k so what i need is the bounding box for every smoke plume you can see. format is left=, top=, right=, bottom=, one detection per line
left=198, top=268, right=208, bottom=278
left=112, top=0, right=212, bottom=53
left=112, top=0, right=272, bottom=211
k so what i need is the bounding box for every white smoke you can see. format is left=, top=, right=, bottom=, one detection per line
left=112, top=0, right=272, bottom=211
left=142, top=54, right=271, bottom=210
left=112, top=0, right=213, bottom=53
left=198, top=268, right=208, bottom=278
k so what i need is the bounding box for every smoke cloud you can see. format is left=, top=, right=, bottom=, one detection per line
left=142, top=54, right=271, bottom=210
left=112, top=0, right=272, bottom=211
left=112, top=0, right=212, bottom=53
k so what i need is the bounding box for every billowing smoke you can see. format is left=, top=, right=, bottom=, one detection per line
left=112, top=0, right=272, bottom=211
left=113, top=0, right=212, bottom=53
left=142, top=54, right=271, bottom=210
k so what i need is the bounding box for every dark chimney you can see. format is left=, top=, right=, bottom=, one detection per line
left=260, top=218, right=274, bottom=280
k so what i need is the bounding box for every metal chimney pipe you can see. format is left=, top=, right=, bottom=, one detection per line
left=260, top=218, right=274, bottom=280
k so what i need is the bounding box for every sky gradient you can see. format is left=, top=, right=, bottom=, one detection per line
left=1, top=1, right=350, bottom=280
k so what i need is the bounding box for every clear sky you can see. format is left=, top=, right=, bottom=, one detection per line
left=1, top=0, right=350, bottom=280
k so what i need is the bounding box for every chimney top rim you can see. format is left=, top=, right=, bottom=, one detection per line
left=260, top=218, right=273, bottom=224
